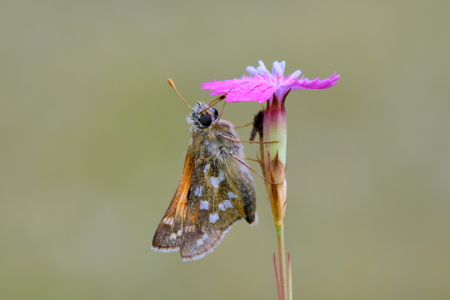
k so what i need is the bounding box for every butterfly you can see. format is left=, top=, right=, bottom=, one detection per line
left=152, top=92, right=257, bottom=261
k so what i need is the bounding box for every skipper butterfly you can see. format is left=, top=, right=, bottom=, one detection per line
left=152, top=83, right=256, bottom=261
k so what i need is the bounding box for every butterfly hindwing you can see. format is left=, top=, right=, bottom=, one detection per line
left=194, top=159, right=246, bottom=229
left=180, top=201, right=230, bottom=261
left=179, top=150, right=255, bottom=260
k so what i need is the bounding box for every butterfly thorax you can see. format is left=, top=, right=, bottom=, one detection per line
left=187, top=102, right=243, bottom=160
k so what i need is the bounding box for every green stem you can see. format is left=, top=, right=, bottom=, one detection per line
left=273, top=254, right=282, bottom=300
left=276, top=225, right=287, bottom=300
left=288, top=253, right=292, bottom=300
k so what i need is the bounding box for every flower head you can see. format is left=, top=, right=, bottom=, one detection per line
left=203, top=60, right=340, bottom=228
left=203, top=60, right=340, bottom=103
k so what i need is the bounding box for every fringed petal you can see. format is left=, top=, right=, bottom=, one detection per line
left=202, top=79, right=237, bottom=95
left=202, top=62, right=340, bottom=103
left=290, top=72, right=340, bottom=90
left=203, top=78, right=276, bottom=103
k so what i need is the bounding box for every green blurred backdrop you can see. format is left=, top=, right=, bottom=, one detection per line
left=1, top=0, right=449, bottom=299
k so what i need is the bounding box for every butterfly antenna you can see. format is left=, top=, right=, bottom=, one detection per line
left=199, top=94, right=227, bottom=114
left=167, top=79, right=193, bottom=110
left=216, top=99, right=227, bottom=122
left=207, top=94, right=226, bottom=108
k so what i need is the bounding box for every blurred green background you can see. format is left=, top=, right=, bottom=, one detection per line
left=1, top=0, right=449, bottom=299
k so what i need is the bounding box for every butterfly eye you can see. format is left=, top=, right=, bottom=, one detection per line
left=212, top=108, right=219, bottom=120
left=199, top=113, right=212, bottom=127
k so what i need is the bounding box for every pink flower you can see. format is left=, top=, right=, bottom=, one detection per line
left=203, top=61, right=340, bottom=300
left=202, top=61, right=340, bottom=103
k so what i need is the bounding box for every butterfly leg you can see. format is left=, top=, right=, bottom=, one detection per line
left=218, top=133, right=278, bottom=145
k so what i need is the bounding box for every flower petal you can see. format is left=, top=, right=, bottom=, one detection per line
left=202, top=62, right=340, bottom=103
left=290, top=72, right=340, bottom=90
left=289, top=70, right=302, bottom=79
left=203, top=78, right=276, bottom=103
left=202, top=79, right=237, bottom=95
left=246, top=66, right=258, bottom=76
left=273, top=61, right=284, bottom=76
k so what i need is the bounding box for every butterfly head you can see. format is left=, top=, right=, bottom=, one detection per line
left=188, top=102, right=219, bottom=129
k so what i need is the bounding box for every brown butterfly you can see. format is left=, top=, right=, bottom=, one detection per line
left=152, top=87, right=257, bottom=261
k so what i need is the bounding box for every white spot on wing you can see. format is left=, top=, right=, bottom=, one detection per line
left=228, top=192, right=238, bottom=199
left=197, top=239, right=203, bottom=246
left=209, top=213, right=219, bottom=223
left=170, top=233, right=177, bottom=240
left=177, top=230, right=182, bottom=236
left=194, top=185, right=203, bottom=196
left=202, top=233, right=208, bottom=240
left=223, top=200, right=233, bottom=209
left=163, top=218, right=174, bottom=225
left=203, top=164, right=210, bottom=173
left=210, top=171, right=225, bottom=189
left=200, top=200, right=209, bottom=210
left=218, top=203, right=225, bottom=211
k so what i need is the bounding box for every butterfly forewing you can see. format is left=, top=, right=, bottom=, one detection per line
left=151, top=152, right=194, bottom=252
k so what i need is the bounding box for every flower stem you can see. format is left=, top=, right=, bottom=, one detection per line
left=288, top=253, right=292, bottom=300
left=273, top=253, right=282, bottom=300
left=276, top=225, right=287, bottom=300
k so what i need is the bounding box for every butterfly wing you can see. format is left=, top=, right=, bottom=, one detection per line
left=180, top=200, right=230, bottom=261
left=180, top=154, right=256, bottom=261
left=152, top=152, right=194, bottom=252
